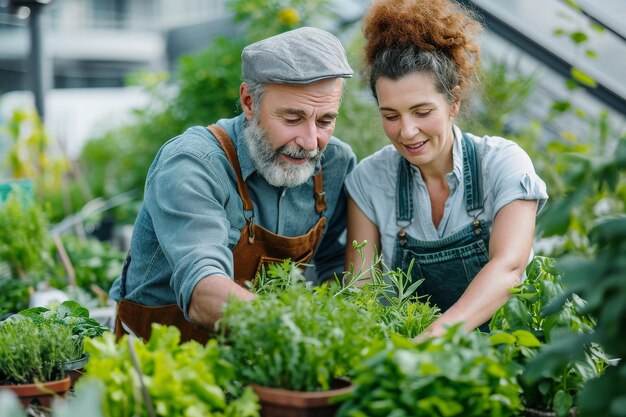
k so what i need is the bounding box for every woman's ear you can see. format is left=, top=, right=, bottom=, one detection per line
left=240, top=82, right=254, bottom=120
left=450, top=85, right=461, bottom=118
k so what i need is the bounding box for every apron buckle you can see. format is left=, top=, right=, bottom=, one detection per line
left=247, top=216, right=255, bottom=244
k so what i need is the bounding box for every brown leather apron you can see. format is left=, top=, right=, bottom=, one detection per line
left=115, top=124, right=327, bottom=344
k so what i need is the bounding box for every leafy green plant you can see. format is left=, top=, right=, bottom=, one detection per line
left=337, top=324, right=522, bottom=417
left=523, top=137, right=626, bottom=417
left=0, top=317, right=73, bottom=384
left=81, top=324, right=259, bottom=417
left=489, top=256, right=604, bottom=416
left=0, top=189, right=51, bottom=281
left=219, top=276, right=380, bottom=392
left=18, top=300, right=109, bottom=361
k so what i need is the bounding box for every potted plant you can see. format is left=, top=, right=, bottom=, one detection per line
left=489, top=256, right=605, bottom=417
left=17, top=300, right=109, bottom=386
left=337, top=324, right=522, bottom=417
left=80, top=323, right=259, bottom=416
left=218, top=263, right=381, bottom=417
left=0, top=317, right=73, bottom=407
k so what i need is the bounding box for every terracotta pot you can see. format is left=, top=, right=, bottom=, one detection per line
left=62, top=354, right=89, bottom=388
left=252, top=379, right=353, bottom=417
left=1, top=376, right=71, bottom=407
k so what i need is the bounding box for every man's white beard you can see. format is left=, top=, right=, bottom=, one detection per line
left=243, top=117, right=324, bottom=188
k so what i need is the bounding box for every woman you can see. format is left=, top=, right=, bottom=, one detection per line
left=345, top=0, right=548, bottom=336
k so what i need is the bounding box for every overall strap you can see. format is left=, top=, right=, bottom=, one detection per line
left=207, top=125, right=254, bottom=213
left=461, top=132, right=483, bottom=213
left=395, top=157, right=414, bottom=225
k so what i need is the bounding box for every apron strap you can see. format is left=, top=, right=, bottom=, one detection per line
left=313, top=172, right=326, bottom=214
left=207, top=125, right=254, bottom=212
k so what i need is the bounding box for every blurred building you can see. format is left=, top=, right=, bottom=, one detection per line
left=0, top=0, right=623, bottom=160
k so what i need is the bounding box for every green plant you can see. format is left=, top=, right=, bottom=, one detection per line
left=0, top=189, right=51, bottom=281
left=219, top=275, right=380, bottom=392
left=337, top=324, right=522, bottom=417
left=81, top=324, right=259, bottom=417
left=0, top=276, right=33, bottom=315
left=18, top=300, right=109, bottom=361
left=0, top=317, right=73, bottom=384
left=523, top=137, right=626, bottom=417
left=48, top=236, right=125, bottom=302
left=489, top=256, right=604, bottom=416
left=337, top=241, right=440, bottom=339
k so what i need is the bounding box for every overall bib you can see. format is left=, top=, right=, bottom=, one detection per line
left=115, top=125, right=327, bottom=343
left=392, top=133, right=491, bottom=332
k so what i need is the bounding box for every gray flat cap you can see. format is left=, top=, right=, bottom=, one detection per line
left=241, top=27, right=353, bottom=85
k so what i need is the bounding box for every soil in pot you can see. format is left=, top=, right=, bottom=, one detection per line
left=252, top=379, right=353, bottom=417
left=1, top=376, right=71, bottom=408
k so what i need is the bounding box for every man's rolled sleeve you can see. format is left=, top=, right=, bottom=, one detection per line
left=145, top=147, right=235, bottom=320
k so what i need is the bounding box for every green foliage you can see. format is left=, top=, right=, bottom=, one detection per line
left=490, top=257, right=604, bottom=416
left=525, top=140, right=626, bottom=416
left=0, top=317, right=73, bottom=384
left=228, top=0, right=334, bottom=43
left=0, top=276, right=32, bottom=315
left=18, top=300, right=109, bottom=361
left=337, top=241, right=440, bottom=339
left=48, top=236, right=125, bottom=302
left=338, top=325, right=522, bottom=417
left=0, top=189, right=50, bottom=280
left=219, top=274, right=380, bottom=392
left=461, top=58, right=537, bottom=137
left=81, top=324, right=259, bottom=417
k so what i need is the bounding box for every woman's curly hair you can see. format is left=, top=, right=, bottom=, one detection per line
left=362, top=0, right=483, bottom=103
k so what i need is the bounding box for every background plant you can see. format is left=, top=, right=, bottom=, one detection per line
left=0, top=189, right=51, bottom=281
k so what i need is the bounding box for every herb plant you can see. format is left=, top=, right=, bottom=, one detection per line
left=338, top=241, right=440, bottom=339
left=337, top=324, right=522, bottom=417
left=18, top=300, right=109, bottom=361
left=0, top=317, right=73, bottom=384
left=219, top=278, right=380, bottom=392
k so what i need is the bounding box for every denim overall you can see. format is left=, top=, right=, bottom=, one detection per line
left=392, top=133, right=491, bottom=332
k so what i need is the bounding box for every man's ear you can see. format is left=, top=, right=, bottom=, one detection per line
left=240, top=83, right=254, bottom=121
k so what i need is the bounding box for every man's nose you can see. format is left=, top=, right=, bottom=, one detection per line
left=295, top=121, right=319, bottom=152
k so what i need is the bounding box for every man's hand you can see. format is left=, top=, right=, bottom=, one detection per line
left=188, top=275, right=255, bottom=329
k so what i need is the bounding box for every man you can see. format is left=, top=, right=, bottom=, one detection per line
left=109, top=27, right=356, bottom=343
